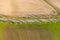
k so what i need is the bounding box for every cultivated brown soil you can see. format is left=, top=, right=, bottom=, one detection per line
left=2, top=27, right=52, bottom=40
left=47, top=0, right=60, bottom=9
left=0, top=0, right=57, bottom=17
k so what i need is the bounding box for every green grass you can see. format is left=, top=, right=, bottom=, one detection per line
left=16, top=22, right=60, bottom=40
left=0, top=22, right=60, bottom=40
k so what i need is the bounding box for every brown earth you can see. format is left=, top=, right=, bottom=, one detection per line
left=2, top=27, right=53, bottom=40
left=0, top=0, right=57, bottom=17
left=47, top=0, right=60, bottom=9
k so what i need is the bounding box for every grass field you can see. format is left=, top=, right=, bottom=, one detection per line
left=0, top=22, right=60, bottom=40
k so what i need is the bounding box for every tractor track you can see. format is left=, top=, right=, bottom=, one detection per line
left=38, top=28, right=53, bottom=40
left=3, top=27, right=18, bottom=40
left=3, top=27, right=52, bottom=40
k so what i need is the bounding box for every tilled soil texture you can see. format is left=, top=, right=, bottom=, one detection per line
left=47, top=0, right=60, bottom=9
left=3, top=27, right=52, bottom=40
left=0, top=0, right=57, bottom=17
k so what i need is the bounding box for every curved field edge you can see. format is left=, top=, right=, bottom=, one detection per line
left=44, top=0, right=60, bottom=15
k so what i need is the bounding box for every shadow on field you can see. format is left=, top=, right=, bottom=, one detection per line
left=2, top=27, right=53, bottom=40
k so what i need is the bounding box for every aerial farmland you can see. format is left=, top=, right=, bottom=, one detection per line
left=0, top=0, right=60, bottom=40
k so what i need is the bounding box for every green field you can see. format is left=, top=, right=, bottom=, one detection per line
left=0, top=22, right=60, bottom=40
